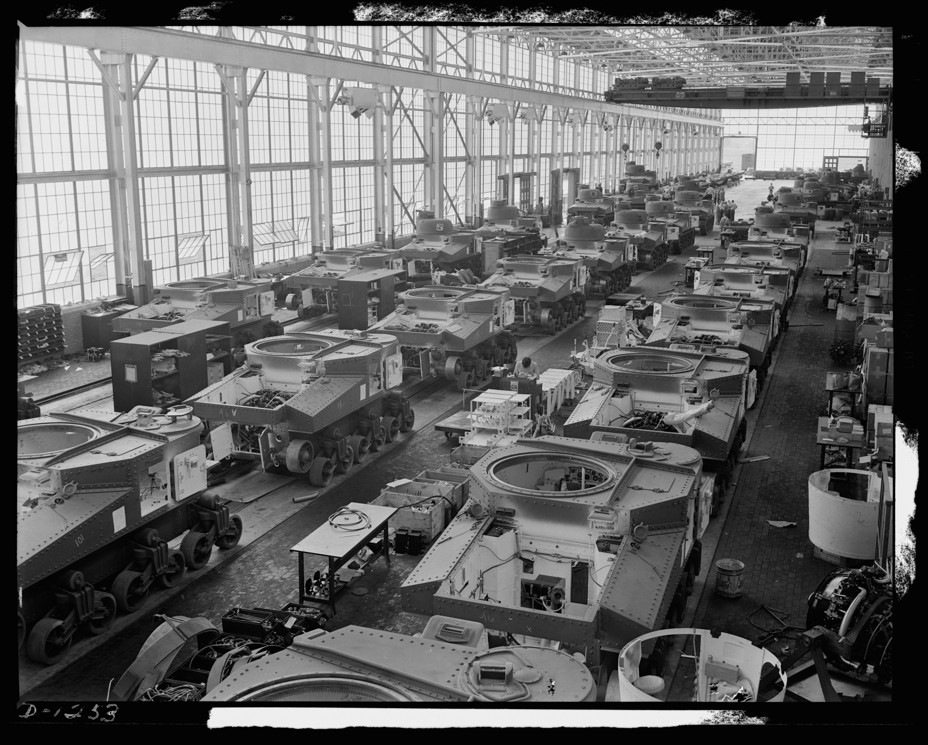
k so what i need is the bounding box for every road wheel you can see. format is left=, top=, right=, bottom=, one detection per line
left=382, top=416, right=400, bottom=443
left=26, top=617, right=72, bottom=666
left=157, top=550, right=187, bottom=588
left=88, top=592, right=118, bottom=635
left=347, top=435, right=369, bottom=463
left=216, top=514, right=244, bottom=550
left=309, top=455, right=335, bottom=486
left=335, top=444, right=354, bottom=474
left=285, top=438, right=314, bottom=474
left=180, top=530, right=214, bottom=571
left=111, top=569, right=149, bottom=614
left=400, top=409, right=416, bottom=433
left=369, top=424, right=387, bottom=452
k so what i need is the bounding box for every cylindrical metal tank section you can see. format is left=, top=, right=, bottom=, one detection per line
left=754, top=213, right=792, bottom=230
left=17, top=420, right=108, bottom=462
left=644, top=200, right=675, bottom=217
left=778, top=192, right=805, bottom=207
left=613, top=209, right=648, bottom=228
left=485, top=199, right=521, bottom=225
left=563, top=219, right=606, bottom=243
left=808, top=468, right=885, bottom=560
left=614, top=628, right=786, bottom=703
left=417, top=217, right=458, bottom=238
left=243, top=334, right=339, bottom=384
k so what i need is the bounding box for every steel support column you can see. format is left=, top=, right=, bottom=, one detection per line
left=306, top=29, right=324, bottom=253
left=98, top=52, right=144, bottom=302
left=371, top=28, right=385, bottom=243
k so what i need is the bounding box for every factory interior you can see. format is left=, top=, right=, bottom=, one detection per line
left=15, top=21, right=911, bottom=721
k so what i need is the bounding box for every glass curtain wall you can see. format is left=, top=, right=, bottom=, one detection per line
left=17, top=26, right=715, bottom=308
left=720, top=105, right=869, bottom=172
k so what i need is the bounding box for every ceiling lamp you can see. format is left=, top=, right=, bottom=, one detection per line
left=338, top=87, right=378, bottom=120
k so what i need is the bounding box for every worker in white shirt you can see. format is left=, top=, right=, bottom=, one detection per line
left=516, top=356, right=540, bottom=380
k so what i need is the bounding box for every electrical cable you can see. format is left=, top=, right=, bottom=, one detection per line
left=328, top=506, right=371, bottom=532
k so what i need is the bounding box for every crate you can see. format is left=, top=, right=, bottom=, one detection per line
left=372, top=491, right=445, bottom=543
left=416, top=469, right=470, bottom=509
left=451, top=443, right=492, bottom=466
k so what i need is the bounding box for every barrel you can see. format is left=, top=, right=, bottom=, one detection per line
left=864, top=289, right=883, bottom=315
left=715, top=559, right=745, bottom=598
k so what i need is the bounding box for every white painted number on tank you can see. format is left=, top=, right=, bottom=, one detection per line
left=74, top=534, right=84, bottom=548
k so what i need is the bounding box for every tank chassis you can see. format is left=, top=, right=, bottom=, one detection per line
left=18, top=407, right=242, bottom=665
left=693, top=263, right=794, bottom=328
left=185, top=329, right=414, bottom=486
left=563, top=344, right=750, bottom=524
left=401, top=436, right=707, bottom=675
left=280, top=248, right=405, bottom=316
left=644, top=200, right=698, bottom=254
left=479, top=253, right=588, bottom=334
left=567, top=186, right=616, bottom=225
left=726, top=239, right=803, bottom=287
left=401, top=217, right=482, bottom=286
left=112, top=277, right=276, bottom=346
left=648, top=293, right=780, bottom=392
left=369, top=285, right=518, bottom=390
left=608, top=210, right=669, bottom=271
left=547, top=216, right=632, bottom=296
left=117, top=610, right=598, bottom=702
left=743, top=213, right=810, bottom=272
left=774, top=190, right=819, bottom=236
left=672, top=189, right=716, bottom=236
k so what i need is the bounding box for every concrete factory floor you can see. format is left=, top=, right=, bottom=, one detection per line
left=19, top=177, right=885, bottom=704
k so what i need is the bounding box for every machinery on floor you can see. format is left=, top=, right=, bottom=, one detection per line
left=17, top=407, right=242, bottom=665
left=644, top=200, right=698, bottom=254
left=479, top=254, right=588, bottom=334
left=609, top=210, right=669, bottom=271
left=185, top=329, right=414, bottom=485
left=401, top=436, right=707, bottom=675
left=803, top=563, right=893, bottom=688
left=647, top=293, right=780, bottom=393
left=563, top=344, right=750, bottom=524
left=112, top=277, right=277, bottom=347
left=672, top=190, right=716, bottom=236
left=548, top=216, right=633, bottom=296
left=280, top=248, right=406, bottom=318
left=115, top=612, right=596, bottom=703
left=369, top=285, right=518, bottom=390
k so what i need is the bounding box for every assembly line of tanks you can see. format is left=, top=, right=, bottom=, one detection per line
left=17, top=165, right=891, bottom=703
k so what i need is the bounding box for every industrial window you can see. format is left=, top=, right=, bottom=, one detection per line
left=88, top=246, right=114, bottom=282
left=44, top=250, right=83, bottom=289
left=177, top=233, right=208, bottom=264
left=296, top=216, right=310, bottom=242
left=252, top=223, right=275, bottom=246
